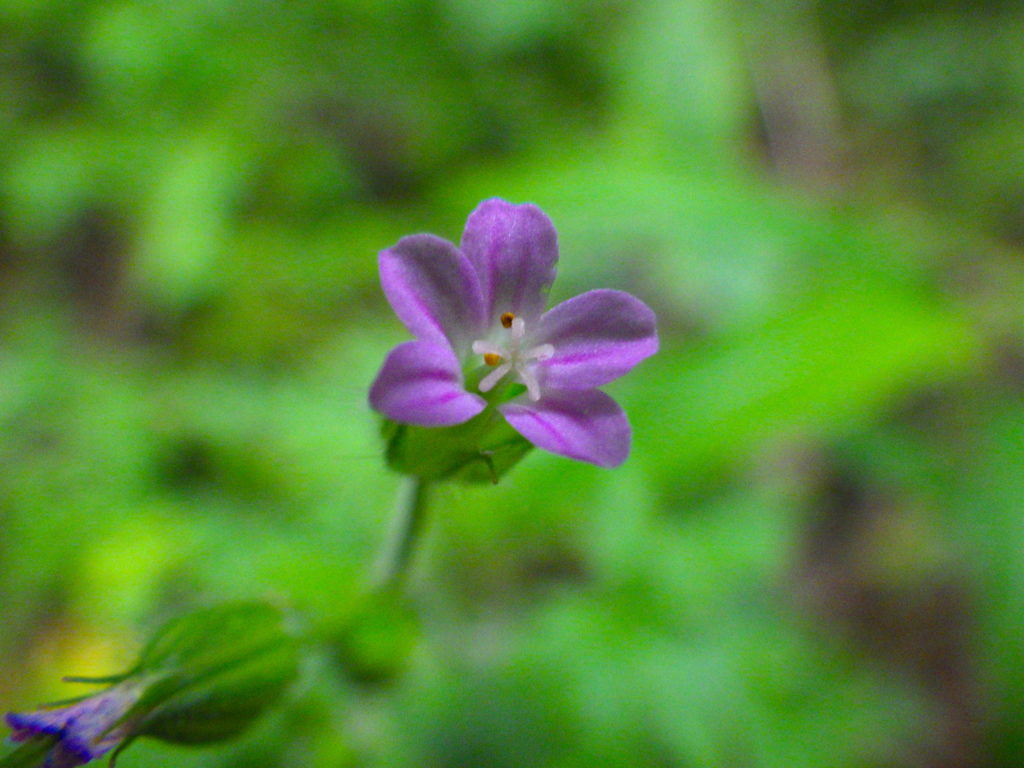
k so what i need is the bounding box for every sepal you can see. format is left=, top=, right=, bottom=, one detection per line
left=131, top=601, right=301, bottom=744
left=382, top=411, right=532, bottom=484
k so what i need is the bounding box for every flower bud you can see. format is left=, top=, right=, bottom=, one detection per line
left=4, top=682, right=144, bottom=768
left=3, top=601, right=300, bottom=768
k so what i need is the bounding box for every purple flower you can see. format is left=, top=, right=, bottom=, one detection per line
left=369, top=199, right=658, bottom=468
left=6, top=683, right=141, bottom=768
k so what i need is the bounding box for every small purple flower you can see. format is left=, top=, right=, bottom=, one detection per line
left=369, top=198, right=658, bottom=468
left=6, top=683, right=141, bottom=768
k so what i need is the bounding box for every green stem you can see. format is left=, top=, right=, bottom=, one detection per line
left=374, top=476, right=431, bottom=588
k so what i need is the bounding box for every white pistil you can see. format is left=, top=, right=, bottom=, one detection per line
left=471, top=315, right=555, bottom=401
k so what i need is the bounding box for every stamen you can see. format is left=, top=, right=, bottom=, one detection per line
left=472, top=340, right=503, bottom=356
left=472, top=317, right=553, bottom=400
left=527, top=343, right=554, bottom=361
left=520, top=367, right=542, bottom=401
left=479, top=363, right=511, bottom=393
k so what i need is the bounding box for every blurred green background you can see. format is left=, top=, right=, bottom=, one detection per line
left=2, top=0, right=1023, bottom=765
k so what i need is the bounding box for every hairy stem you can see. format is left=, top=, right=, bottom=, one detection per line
left=374, top=476, right=430, bottom=588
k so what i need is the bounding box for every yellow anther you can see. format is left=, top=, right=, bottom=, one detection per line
left=483, top=352, right=503, bottom=366
left=500, top=312, right=515, bottom=329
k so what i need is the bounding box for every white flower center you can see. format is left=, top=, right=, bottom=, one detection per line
left=471, top=314, right=554, bottom=401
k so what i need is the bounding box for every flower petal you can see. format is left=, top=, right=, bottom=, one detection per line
left=6, top=684, right=138, bottom=767
left=500, top=389, right=630, bottom=468
left=536, top=289, right=658, bottom=389
left=369, top=341, right=486, bottom=426
left=379, top=234, right=485, bottom=352
left=460, top=198, right=558, bottom=324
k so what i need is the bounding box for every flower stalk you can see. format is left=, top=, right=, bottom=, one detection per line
left=374, top=476, right=431, bottom=588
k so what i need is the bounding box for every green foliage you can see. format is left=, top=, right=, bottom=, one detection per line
left=329, top=588, right=420, bottom=685
left=1, top=0, right=1023, bottom=766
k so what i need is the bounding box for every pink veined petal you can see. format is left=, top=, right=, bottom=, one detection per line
left=379, top=234, right=486, bottom=353
left=536, top=289, right=658, bottom=389
left=460, top=198, right=558, bottom=325
left=369, top=341, right=486, bottom=426
left=500, top=389, right=631, bottom=468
